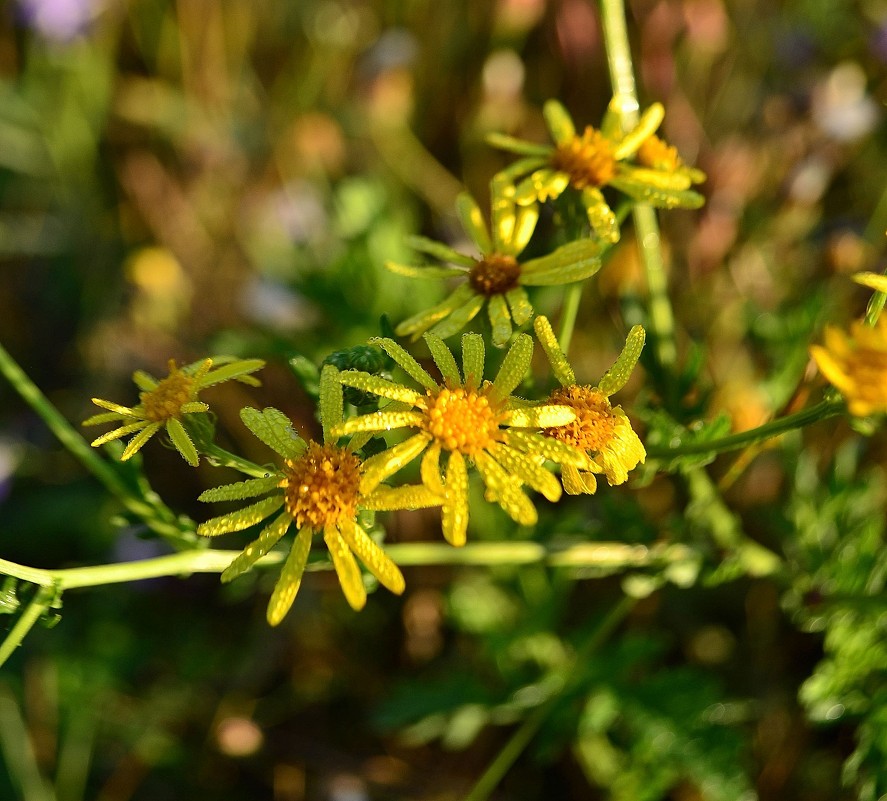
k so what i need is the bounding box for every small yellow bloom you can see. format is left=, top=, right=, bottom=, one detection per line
left=488, top=99, right=705, bottom=243
left=197, top=366, right=441, bottom=624
left=388, top=192, right=601, bottom=347
left=83, top=356, right=265, bottom=466
left=533, top=316, right=646, bottom=494
left=810, top=316, right=887, bottom=417
left=332, top=333, right=589, bottom=546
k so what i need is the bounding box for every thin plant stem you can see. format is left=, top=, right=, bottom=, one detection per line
left=598, top=0, right=677, bottom=371
left=646, top=398, right=843, bottom=460
left=0, top=341, right=194, bottom=548
left=0, top=585, right=58, bottom=669
left=464, top=596, right=635, bottom=801
left=558, top=283, right=583, bottom=353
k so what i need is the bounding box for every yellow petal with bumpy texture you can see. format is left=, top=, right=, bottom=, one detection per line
left=372, top=337, right=438, bottom=390
left=199, top=475, right=281, bottom=503
left=501, top=404, right=575, bottom=428
left=358, top=433, right=430, bottom=494
left=222, top=510, right=293, bottom=583
left=612, top=102, right=664, bottom=160
left=339, top=520, right=405, bottom=594
left=362, top=484, right=443, bottom=511
left=267, top=526, right=312, bottom=626
left=332, top=410, right=425, bottom=437
left=474, top=452, right=537, bottom=526
left=324, top=526, right=367, bottom=611
left=420, top=442, right=446, bottom=495
left=853, top=271, right=887, bottom=294
left=442, top=451, right=469, bottom=546
left=338, top=371, right=422, bottom=405
left=533, top=316, right=575, bottom=387
left=90, top=421, right=151, bottom=447
left=424, top=333, right=461, bottom=385
left=488, top=443, right=562, bottom=502
left=167, top=417, right=199, bottom=466
left=120, top=422, right=163, bottom=460
left=488, top=294, right=513, bottom=348
left=197, top=496, right=284, bottom=536
left=502, top=429, right=591, bottom=469
left=490, top=333, right=533, bottom=400
left=319, top=364, right=344, bottom=440
left=505, top=286, right=533, bottom=326
left=597, top=325, right=646, bottom=397
left=562, top=464, right=597, bottom=495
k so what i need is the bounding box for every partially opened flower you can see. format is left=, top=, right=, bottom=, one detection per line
left=810, top=316, right=887, bottom=417
left=388, top=192, right=602, bottom=347
left=83, top=356, right=265, bottom=466
left=489, top=99, right=705, bottom=243
left=332, top=333, right=589, bottom=546
left=533, top=316, right=646, bottom=494
left=197, top=366, right=441, bottom=624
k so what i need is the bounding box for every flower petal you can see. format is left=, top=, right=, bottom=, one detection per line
left=520, top=239, right=603, bottom=286
left=490, top=333, right=533, bottom=401
left=90, top=421, right=151, bottom=447
left=120, top=422, right=163, bottom=460
left=359, top=433, right=430, bottom=494
left=324, top=525, right=367, bottom=611
left=221, top=509, right=293, bottom=583
left=501, top=404, right=575, bottom=427
left=488, top=443, right=562, bottom=502
left=562, top=463, right=597, bottom=495
left=333, top=410, right=425, bottom=438
left=505, top=286, right=534, bottom=326
left=131, top=370, right=158, bottom=392
left=533, top=315, right=576, bottom=386
left=502, top=429, right=591, bottom=469
left=582, top=188, right=620, bottom=243
left=608, top=176, right=705, bottom=210
left=488, top=294, right=513, bottom=348
left=167, top=417, right=199, bottom=466
left=485, top=132, right=551, bottom=157
left=612, top=102, right=664, bottom=160
left=395, top=284, right=476, bottom=339
left=82, top=411, right=136, bottom=427
left=267, top=526, right=312, bottom=626
left=424, top=333, right=461, bottom=385
left=197, top=495, right=285, bottom=537
left=420, top=442, right=445, bottom=495
left=372, top=337, right=438, bottom=390
left=339, top=520, right=405, bottom=595
left=428, top=293, right=486, bottom=340
left=542, top=99, right=576, bottom=146
left=338, top=371, right=422, bottom=406
left=461, top=333, right=485, bottom=387
left=597, top=325, right=646, bottom=397
left=240, top=407, right=306, bottom=460
left=405, top=235, right=475, bottom=267
left=442, top=451, right=469, bottom=546
left=362, top=483, right=443, bottom=510
left=456, top=192, right=492, bottom=254
left=90, top=398, right=140, bottom=417
left=319, top=364, right=344, bottom=440
left=474, top=452, right=537, bottom=526
left=199, top=475, right=281, bottom=503
left=199, top=358, right=265, bottom=388
left=385, top=261, right=467, bottom=279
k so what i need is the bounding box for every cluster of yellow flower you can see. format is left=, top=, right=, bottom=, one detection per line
left=84, top=98, right=707, bottom=624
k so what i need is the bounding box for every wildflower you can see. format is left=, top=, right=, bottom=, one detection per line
left=810, top=316, right=887, bottom=417
left=488, top=99, right=705, bottom=243
left=533, top=316, right=646, bottom=494
left=83, top=357, right=265, bottom=466
left=332, top=333, right=589, bottom=546
left=388, top=192, right=602, bottom=347
left=197, top=366, right=441, bottom=624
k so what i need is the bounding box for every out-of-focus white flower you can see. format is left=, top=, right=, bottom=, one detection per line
left=812, top=62, right=879, bottom=142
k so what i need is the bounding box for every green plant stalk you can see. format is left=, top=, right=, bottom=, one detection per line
left=598, top=0, right=677, bottom=371
left=646, top=398, right=844, bottom=460
left=0, top=341, right=193, bottom=548
left=557, top=283, right=584, bottom=353
left=0, top=585, right=57, bottom=668
left=201, top=442, right=273, bottom=479
left=0, top=541, right=697, bottom=591
left=464, top=595, right=635, bottom=801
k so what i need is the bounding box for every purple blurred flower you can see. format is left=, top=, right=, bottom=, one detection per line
left=17, top=0, right=98, bottom=41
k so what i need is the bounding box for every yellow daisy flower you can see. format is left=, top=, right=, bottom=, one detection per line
left=533, top=316, right=646, bottom=494
left=197, top=365, right=441, bottom=624
left=331, top=333, right=589, bottom=546
left=488, top=99, right=705, bottom=243
left=387, top=192, right=602, bottom=347
left=83, top=356, right=265, bottom=466
left=810, top=316, right=887, bottom=417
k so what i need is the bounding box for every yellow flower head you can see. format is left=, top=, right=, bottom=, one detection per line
left=488, top=98, right=705, bottom=243
left=332, top=333, right=589, bottom=546
left=83, top=356, right=265, bottom=466
left=197, top=366, right=441, bottom=624
left=533, top=316, right=646, bottom=494
left=810, top=316, right=887, bottom=417
left=388, top=192, right=602, bottom=347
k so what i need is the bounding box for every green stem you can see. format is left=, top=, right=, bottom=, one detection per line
left=202, top=443, right=272, bottom=479
left=557, top=283, right=583, bottom=353
left=646, top=398, right=843, bottom=460
left=598, top=0, right=677, bottom=371
left=864, top=288, right=886, bottom=328
left=0, top=341, right=194, bottom=548
left=0, top=585, right=57, bottom=668
left=464, top=596, right=635, bottom=801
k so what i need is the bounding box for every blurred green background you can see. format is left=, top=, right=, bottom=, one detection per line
left=1, top=1, right=886, bottom=799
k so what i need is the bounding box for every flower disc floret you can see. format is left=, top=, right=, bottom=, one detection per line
left=551, top=127, right=617, bottom=190
left=141, top=366, right=196, bottom=422
left=544, top=386, right=617, bottom=452
left=424, top=386, right=505, bottom=455
left=468, top=254, right=522, bottom=296
left=282, top=442, right=362, bottom=529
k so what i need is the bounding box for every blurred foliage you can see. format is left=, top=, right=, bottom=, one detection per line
left=0, top=0, right=886, bottom=800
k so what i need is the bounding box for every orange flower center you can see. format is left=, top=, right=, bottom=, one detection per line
left=468, top=254, right=521, bottom=296
left=141, top=366, right=196, bottom=422
left=551, top=127, right=617, bottom=190
left=282, top=442, right=362, bottom=530
left=423, top=386, right=505, bottom=455
left=637, top=134, right=680, bottom=172
left=543, top=385, right=617, bottom=453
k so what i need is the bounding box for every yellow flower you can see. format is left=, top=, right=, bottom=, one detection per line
left=332, top=333, right=589, bottom=546
left=533, top=316, right=646, bottom=494
left=388, top=192, right=602, bottom=347
left=83, top=356, right=265, bottom=466
left=810, top=316, right=887, bottom=417
left=488, top=99, right=705, bottom=243
left=197, top=366, right=441, bottom=624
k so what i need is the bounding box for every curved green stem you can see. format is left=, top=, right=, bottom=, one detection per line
left=464, top=595, right=635, bottom=801
left=0, top=585, right=58, bottom=668
left=201, top=442, right=273, bottom=479
left=646, top=398, right=843, bottom=460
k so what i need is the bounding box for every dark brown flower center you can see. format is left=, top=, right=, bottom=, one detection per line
left=468, top=254, right=521, bottom=296
left=551, top=127, right=617, bottom=190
